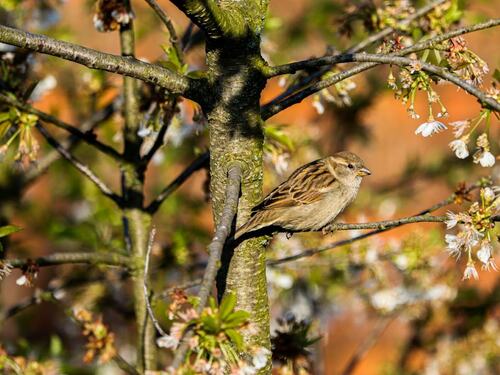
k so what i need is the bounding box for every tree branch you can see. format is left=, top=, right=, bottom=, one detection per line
left=261, top=0, right=449, bottom=111
left=0, top=25, right=205, bottom=101
left=346, top=0, right=448, bottom=54
left=265, top=19, right=500, bottom=77
left=172, top=163, right=242, bottom=368
left=170, top=0, right=246, bottom=39
left=268, top=188, right=497, bottom=265
left=143, top=227, right=168, bottom=337
left=340, top=316, right=395, bottom=375
left=261, top=19, right=500, bottom=119
left=7, top=252, right=131, bottom=269
left=0, top=93, right=123, bottom=161
left=36, top=124, right=123, bottom=205
left=146, top=151, right=209, bottom=214
left=144, top=0, right=183, bottom=61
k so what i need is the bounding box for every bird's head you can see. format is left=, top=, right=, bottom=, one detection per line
left=326, top=151, right=371, bottom=185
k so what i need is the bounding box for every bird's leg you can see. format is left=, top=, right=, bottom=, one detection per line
left=322, top=224, right=336, bottom=235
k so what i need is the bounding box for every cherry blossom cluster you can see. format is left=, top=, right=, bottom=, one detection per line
left=445, top=187, right=499, bottom=280
left=73, top=307, right=117, bottom=364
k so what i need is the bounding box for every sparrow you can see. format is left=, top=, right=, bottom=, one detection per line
left=234, top=151, right=371, bottom=239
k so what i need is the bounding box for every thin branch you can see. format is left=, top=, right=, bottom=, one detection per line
left=36, top=124, right=123, bottom=205
left=7, top=252, right=131, bottom=269
left=146, top=151, right=209, bottom=214
left=346, top=0, right=448, bottom=54
left=160, top=278, right=202, bottom=299
left=340, top=316, right=395, bottom=375
left=261, top=0, right=448, bottom=110
left=265, top=19, right=500, bottom=77
left=261, top=19, right=500, bottom=119
left=172, top=163, right=242, bottom=368
left=347, top=54, right=500, bottom=111
left=269, top=188, right=496, bottom=266
left=113, top=353, right=140, bottom=375
left=0, top=25, right=204, bottom=101
left=0, top=93, right=123, bottom=161
left=144, top=0, right=183, bottom=61
left=143, top=227, right=168, bottom=337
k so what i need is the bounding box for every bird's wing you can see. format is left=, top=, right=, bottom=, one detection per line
left=252, top=159, right=337, bottom=212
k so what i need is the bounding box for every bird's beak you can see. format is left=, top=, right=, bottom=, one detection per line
left=357, top=167, right=371, bottom=177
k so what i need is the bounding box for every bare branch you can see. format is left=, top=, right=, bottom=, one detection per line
left=143, top=227, right=168, bottom=337
left=269, top=186, right=497, bottom=265
left=346, top=0, right=448, bottom=54
left=262, top=48, right=500, bottom=119
left=144, top=0, right=183, bottom=61
left=261, top=0, right=449, bottom=110
left=0, top=25, right=205, bottom=101
left=341, top=316, right=395, bottom=375
left=36, top=124, right=123, bottom=205
left=172, top=163, right=242, bottom=368
left=146, top=152, right=209, bottom=213
left=265, top=19, right=500, bottom=77
left=261, top=18, right=500, bottom=119
left=0, top=93, right=123, bottom=161
left=7, top=252, right=131, bottom=269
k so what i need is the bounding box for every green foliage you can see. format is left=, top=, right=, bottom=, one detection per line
left=0, top=224, right=21, bottom=251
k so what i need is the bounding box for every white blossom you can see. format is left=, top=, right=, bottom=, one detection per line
left=445, top=211, right=459, bottom=229
left=482, top=187, right=496, bottom=202
left=449, top=120, right=469, bottom=137
left=0, top=261, right=13, bottom=280
left=252, top=347, right=271, bottom=370
left=16, top=275, right=28, bottom=286
left=462, top=262, right=479, bottom=280
left=312, top=98, right=325, bottom=115
left=473, top=150, right=496, bottom=167
left=449, top=139, right=469, bottom=159
left=156, top=334, right=179, bottom=349
left=415, top=120, right=447, bottom=137
left=477, top=242, right=492, bottom=265
left=445, top=234, right=462, bottom=258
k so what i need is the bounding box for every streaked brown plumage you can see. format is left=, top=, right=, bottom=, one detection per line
left=234, top=151, right=371, bottom=239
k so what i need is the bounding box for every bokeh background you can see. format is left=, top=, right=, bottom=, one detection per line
left=1, top=0, right=499, bottom=374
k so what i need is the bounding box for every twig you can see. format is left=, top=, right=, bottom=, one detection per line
left=159, top=278, right=203, bottom=299
left=0, top=25, right=203, bottom=100
left=144, top=0, right=183, bottom=61
left=269, top=187, right=495, bottom=265
left=0, top=93, right=123, bottom=161
left=143, top=227, right=168, bottom=337
left=345, top=0, right=447, bottom=54
left=113, top=353, right=140, bottom=375
left=36, top=124, right=123, bottom=205
left=261, top=19, right=500, bottom=118
left=262, top=0, right=448, bottom=110
left=265, top=19, right=500, bottom=77
left=146, top=152, right=209, bottom=213
left=340, top=316, right=394, bottom=375
left=7, top=252, right=131, bottom=269
left=171, top=163, right=242, bottom=368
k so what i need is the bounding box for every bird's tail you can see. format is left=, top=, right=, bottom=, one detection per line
left=234, top=212, right=269, bottom=240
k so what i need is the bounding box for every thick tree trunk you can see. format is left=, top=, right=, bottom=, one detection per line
left=204, top=36, right=271, bottom=354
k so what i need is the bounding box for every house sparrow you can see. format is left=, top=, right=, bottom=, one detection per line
left=234, top=151, right=371, bottom=239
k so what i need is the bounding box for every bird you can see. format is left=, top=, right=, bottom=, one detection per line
left=234, top=151, right=371, bottom=240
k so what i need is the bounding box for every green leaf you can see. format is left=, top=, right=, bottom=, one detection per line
left=0, top=225, right=22, bottom=238
left=225, top=328, right=244, bottom=350
left=201, top=315, right=219, bottom=333
left=219, top=292, right=237, bottom=320
left=222, top=310, right=250, bottom=328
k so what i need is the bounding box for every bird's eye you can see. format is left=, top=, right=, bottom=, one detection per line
left=347, top=163, right=354, bottom=169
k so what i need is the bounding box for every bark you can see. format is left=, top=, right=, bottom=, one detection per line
left=203, top=32, right=271, bottom=361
